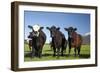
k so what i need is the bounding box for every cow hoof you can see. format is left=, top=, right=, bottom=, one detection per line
left=74, top=54, right=76, bottom=57
left=61, top=54, right=64, bottom=56
left=78, top=54, right=80, bottom=57
left=31, top=57, right=34, bottom=59
left=57, top=57, right=60, bottom=59
left=39, top=56, right=42, bottom=58
left=53, top=54, right=56, bottom=57
left=68, top=54, right=70, bottom=56
left=38, top=56, right=41, bottom=58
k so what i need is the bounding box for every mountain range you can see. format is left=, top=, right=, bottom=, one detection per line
left=82, top=33, right=90, bottom=45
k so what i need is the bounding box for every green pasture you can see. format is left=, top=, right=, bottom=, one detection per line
left=24, top=43, right=90, bottom=61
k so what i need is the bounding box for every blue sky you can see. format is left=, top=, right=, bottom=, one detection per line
left=24, top=11, right=90, bottom=43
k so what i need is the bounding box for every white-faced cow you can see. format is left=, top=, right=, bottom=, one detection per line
left=28, top=25, right=46, bottom=58
left=47, top=26, right=67, bottom=58
left=64, top=27, right=82, bottom=56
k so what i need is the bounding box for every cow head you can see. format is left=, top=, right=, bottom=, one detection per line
left=28, top=24, right=44, bottom=38
left=46, top=26, right=60, bottom=38
left=64, top=27, right=77, bottom=38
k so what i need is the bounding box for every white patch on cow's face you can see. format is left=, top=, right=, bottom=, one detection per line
left=32, top=24, right=40, bottom=32
left=32, top=24, right=40, bottom=37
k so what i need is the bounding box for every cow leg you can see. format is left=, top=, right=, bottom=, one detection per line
left=53, top=47, right=56, bottom=56
left=68, top=44, right=71, bottom=56
left=31, top=47, right=35, bottom=58
left=61, top=49, right=64, bottom=56
left=29, top=46, right=31, bottom=52
left=68, top=39, right=71, bottom=56
left=74, top=48, right=77, bottom=56
left=78, top=47, right=81, bottom=56
left=57, top=48, right=60, bottom=58
left=61, top=47, right=64, bottom=56
left=36, top=47, right=40, bottom=58
left=35, top=48, right=38, bottom=57
left=38, top=48, right=42, bottom=58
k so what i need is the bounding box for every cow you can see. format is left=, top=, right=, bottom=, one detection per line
left=28, top=40, right=32, bottom=51
left=64, top=27, right=82, bottom=56
left=47, top=26, right=67, bottom=58
left=28, top=32, right=32, bottom=52
left=28, top=24, right=46, bottom=58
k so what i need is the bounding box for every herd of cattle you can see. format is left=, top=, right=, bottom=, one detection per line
left=27, top=25, right=82, bottom=58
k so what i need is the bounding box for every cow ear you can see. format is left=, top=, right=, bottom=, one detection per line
left=46, top=27, right=50, bottom=30
left=57, top=27, right=60, bottom=30
left=40, top=27, right=44, bottom=30
left=74, top=28, right=77, bottom=31
left=28, top=25, right=33, bottom=29
left=39, top=27, right=44, bottom=31
left=64, top=28, right=68, bottom=31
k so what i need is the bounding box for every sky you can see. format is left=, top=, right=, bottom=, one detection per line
left=24, top=11, right=90, bottom=43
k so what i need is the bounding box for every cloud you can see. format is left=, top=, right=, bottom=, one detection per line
left=84, top=32, right=90, bottom=36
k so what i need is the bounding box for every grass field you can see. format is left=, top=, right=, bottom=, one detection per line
left=24, top=43, right=90, bottom=61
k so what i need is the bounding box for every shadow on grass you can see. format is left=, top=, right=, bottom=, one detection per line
left=79, top=54, right=90, bottom=58
left=24, top=51, right=90, bottom=59
left=42, top=53, right=53, bottom=56
left=44, top=49, right=52, bottom=52
left=24, top=52, right=31, bottom=57
left=24, top=52, right=68, bottom=58
left=24, top=51, right=53, bottom=57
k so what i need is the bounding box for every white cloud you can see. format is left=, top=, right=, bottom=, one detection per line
left=84, top=32, right=90, bottom=36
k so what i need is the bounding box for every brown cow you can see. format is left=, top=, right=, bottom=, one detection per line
left=64, top=27, right=82, bottom=56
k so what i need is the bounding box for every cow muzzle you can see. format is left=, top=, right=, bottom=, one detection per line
left=34, top=31, right=39, bottom=37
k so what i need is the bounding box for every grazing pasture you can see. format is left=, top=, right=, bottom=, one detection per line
left=24, top=43, right=90, bottom=61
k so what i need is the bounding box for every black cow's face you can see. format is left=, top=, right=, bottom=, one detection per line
left=64, top=27, right=77, bottom=38
left=47, top=26, right=60, bottom=38
left=28, top=25, right=43, bottom=38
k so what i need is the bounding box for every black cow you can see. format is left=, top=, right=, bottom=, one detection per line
left=47, top=26, right=67, bottom=58
left=28, top=25, right=46, bottom=58
left=64, top=27, right=82, bottom=56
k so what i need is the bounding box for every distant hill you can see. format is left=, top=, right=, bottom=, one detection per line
left=82, top=33, right=90, bottom=45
